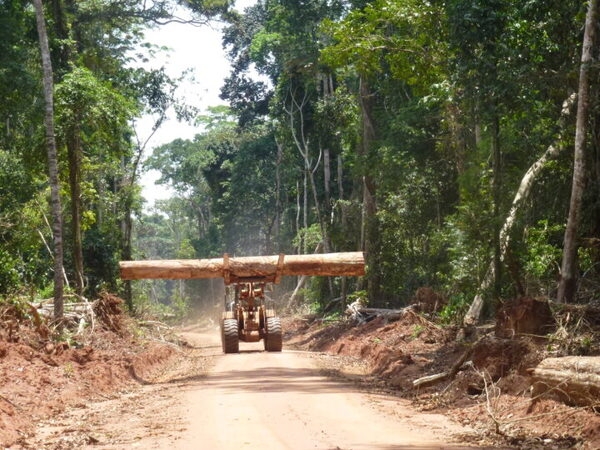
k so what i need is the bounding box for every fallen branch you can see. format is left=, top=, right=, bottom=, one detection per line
left=413, top=334, right=488, bottom=389
left=37, top=298, right=96, bottom=334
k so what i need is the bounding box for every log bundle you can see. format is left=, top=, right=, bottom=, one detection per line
left=528, top=356, right=600, bottom=407
left=119, top=252, right=365, bottom=283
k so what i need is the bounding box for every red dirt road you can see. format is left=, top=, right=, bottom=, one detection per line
left=129, top=330, right=483, bottom=450
left=166, top=341, right=460, bottom=449
left=25, top=329, right=491, bottom=449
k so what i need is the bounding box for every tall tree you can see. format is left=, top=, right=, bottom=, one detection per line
left=34, top=0, right=64, bottom=321
left=558, top=0, right=599, bottom=303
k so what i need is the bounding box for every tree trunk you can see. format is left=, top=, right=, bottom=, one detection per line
left=295, top=179, right=301, bottom=254
left=528, top=356, right=600, bottom=407
left=323, top=146, right=331, bottom=215
left=285, top=86, right=329, bottom=253
left=337, top=154, right=348, bottom=306
left=120, top=193, right=134, bottom=311
left=308, top=155, right=330, bottom=253
left=358, top=76, right=377, bottom=253
left=120, top=251, right=364, bottom=281
left=34, top=0, right=64, bottom=322
left=121, top=114, right=161, bottom=311
left=557, top=0, right=598, bottom=303
left=337, top=154, right=345, bottom=227
left=322, top=145, right=333, bottom=295
left=495, top=297, right=555, bottom=338
left=358, top=76, right=378, bottom=298
left=303, top=167, right=308, bottom=252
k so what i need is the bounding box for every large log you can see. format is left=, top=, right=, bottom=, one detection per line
left=119, top=252, right=365, bottom=282
left=528, top=356, right=600, bottom=407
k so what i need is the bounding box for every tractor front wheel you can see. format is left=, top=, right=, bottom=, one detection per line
left=264, top=316, right=282, bottom=352
left=222, top=318, right=240, bottom=353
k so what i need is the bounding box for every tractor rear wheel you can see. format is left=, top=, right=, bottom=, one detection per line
left=264, top=316, right=282, bottom=352
left=222, top=318, right=239, bottom=353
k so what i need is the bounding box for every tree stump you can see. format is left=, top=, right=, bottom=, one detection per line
left=495, top=297, right=555, bottom=338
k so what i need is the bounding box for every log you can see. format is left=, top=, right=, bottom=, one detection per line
left=119, top=252, right=365, bottom=282
left=353, top=307, right=409, bottom=322
left=528, top=356, right=600, bottom=406
left=357, top=307, right=407, bottom=317
left=346, top=304, right=415, bottom=324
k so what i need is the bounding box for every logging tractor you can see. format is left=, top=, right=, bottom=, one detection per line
left=119, top=252, right=365, bottom=354
left=221, top=281, right=282, bottom=353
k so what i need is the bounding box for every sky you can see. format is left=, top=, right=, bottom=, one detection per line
left=136, top=1, right=255, bottom=206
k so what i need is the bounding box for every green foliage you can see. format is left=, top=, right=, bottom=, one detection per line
left=411, top=324, right=424, bottom=339
left=1, top=0, right=597, bottom=318
left=523, top=220, right=564, bottom=280
left=321, top=0, right=448, bottom=92
left=347, top=290, right=368, bottom=306
left=292, top=223, right=322, bottom=253
left=438, top=293, right=471, bottom=324
left=0, top=249, right=21, bottom=294
left=437, top=209, right=491, bottom=302
left=0, top=294, right=31, bottom=322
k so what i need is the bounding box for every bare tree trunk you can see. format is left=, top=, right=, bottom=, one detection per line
left=120, top=115, right=168, bottom=311
left=337, top=154, right=345, bottom=225
left=358, top=77, right=377, bottom=252
left=34, top=0, right=64, bottom=322
left=303, top=168, right=308, bottom=252
left=308, top=153, right=329, bottom=252
left=558, top=0, right=598, bottom=303
left=285, top=86, right=329, bottom=252
left=337, top=154, right=348, bottom=306
left=323, top=146, right=331, bottom=213
left=296, top=180, right=301, bottom=253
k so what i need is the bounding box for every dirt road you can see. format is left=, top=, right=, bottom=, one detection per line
left=26, top=329, right=488, bottom=450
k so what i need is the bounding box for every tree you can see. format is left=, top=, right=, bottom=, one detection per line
left=445, top=0, right=586, bottom=319
left=40, top=0, right=210, bottom=303
left=463, top=93, right=578, bottom=326
left=34, top=0, right=64, bottom=321
left=557, top=0, right=599, bottom=303
left=321, top=0, right=451, bottom=304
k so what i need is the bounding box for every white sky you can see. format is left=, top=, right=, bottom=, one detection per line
left=136, top=1, right=256, bottom=207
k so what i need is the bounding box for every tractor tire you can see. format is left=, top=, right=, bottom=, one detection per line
left=222, top=318, right=239, bottom=353
left=264, top=316, right=282, bottom=352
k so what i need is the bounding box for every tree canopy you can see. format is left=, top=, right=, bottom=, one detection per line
left=2, top=0, right=599, bottom=322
